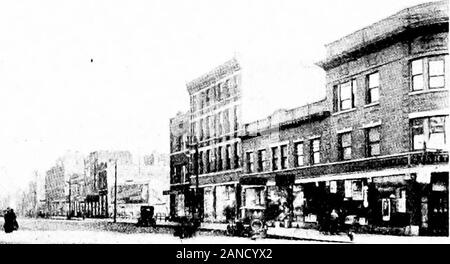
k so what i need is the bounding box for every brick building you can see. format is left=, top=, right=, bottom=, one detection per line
left=169, top=58, right=244, bottom=222
left=84, top=150, right=133, bottom=217
left=240, top=1, right=449, bottom=236
left=169, top=1, right=449, bottom=236
left=169, top=111, right=191, bottom=218
left=44, top=151, right=84, bottom=216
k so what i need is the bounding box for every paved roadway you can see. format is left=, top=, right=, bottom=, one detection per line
left=0, top=218, right=323, bottom=244
left=1, top=218, right=448, bottom=244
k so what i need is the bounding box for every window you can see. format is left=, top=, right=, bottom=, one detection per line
left=246, top=152, right=254, bottom=173
left=257, top=149, right=267, bottom=172
left=367, top=126, right=381, bottom=157
left=223, top=80, right=229, bottom=98
left=205, top=89, right=210, bottom=106
left=234, top=105, right=238, bottom=131
left=294, top=142, right=304, bottom=167
left=199, top=151, right=204, bottom=174
left=192, top=95, right=197, bottom=112
left=311, top=139, right=321, bottom=164
left=367, top=72, right=380, bottom=104
left=205, top=116, right=210, bottom=139
left=334, top=80, right=356, bottom=112
left=272, top=147, right=279, bottom=171
left=429, top=59, right=445, bottom=89
left=411, top=56, right=447, bottom=91
left=200, top=91, right=205, bottom=110
left=412, top=59, right=424, bottom=91
left=199, top=119, right=204, bottom=141
left=191, top=122, right=197, bottom=142
left=181, top=165, right=187, bottom=183
left=411, top=116, right=447, bottom=150
left=234, top=142, right=240, bottom=168
left=217, top=84, right=222, bottom=101
left=177, top=135, right=183, bottom=151
left=205, top=149, right=210, bottom=173
left=338, top=132, right=352, bottom=160
left=217, top=112, right=223, bottom=136
left=217, top=146, right=223, bottom=171
left=280, top=145, right=288, bottom=169
left=223, top=109, right=230, bottom=134
left=225, top=145, right=231, bottom=170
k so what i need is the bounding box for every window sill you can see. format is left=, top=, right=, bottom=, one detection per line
left=332, top=108, right=357, bottom=116
left=409, top=88, right=448, bottom=96
left=364, top=102, right=380, bottom=108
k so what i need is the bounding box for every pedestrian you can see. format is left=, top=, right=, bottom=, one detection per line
left=3, top=207, right=18, bottom=233
left=329, top=209, right=339, bottom=235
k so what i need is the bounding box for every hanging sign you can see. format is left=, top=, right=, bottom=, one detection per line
left=382, top=198, right=391, bottom=221
left=363, top=185, right=369, bottom=208
left=344, top=180, right=352, bottom=198
left=330, top=181, right=337, bottom=194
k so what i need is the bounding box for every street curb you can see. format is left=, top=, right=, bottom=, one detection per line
left=265, top=234, right=352, bottom=243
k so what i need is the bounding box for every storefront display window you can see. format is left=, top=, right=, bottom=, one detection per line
left=176, top=193, right=185, bottom=217
left=372, top=175, right=413, bottom=226
left=203, top=187, right=215, bottom=221
left=244, top=187, right=265, bottom=207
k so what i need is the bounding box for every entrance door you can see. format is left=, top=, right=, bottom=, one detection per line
left=428, top=172, right=449, bottom=236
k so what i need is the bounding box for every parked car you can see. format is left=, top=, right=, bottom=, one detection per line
left=136, top=206, right=156, bottom=227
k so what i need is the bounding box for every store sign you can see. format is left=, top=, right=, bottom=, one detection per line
left=116, top=183, right=149, bottom=204
left=432, top=182, right=448, bottom=192
left=330, top=181, right=337, bottom=194
left=382, top=198, right=391, bottom=221
left=344, top=180, right=352, bottom=198
left=397, top=190, right=407, bottom=213
left=352, top=181, right=363, bottom=201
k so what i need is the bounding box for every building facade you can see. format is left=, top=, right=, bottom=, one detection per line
left=169, top=111, right=191, bottom=219
left=84, top=150, right=133, bottom=217
left=169, top=1, right=449, bottom=236
left=239, top=1, right=449, bottom=236
left=169, top=58, right=244, bottom=222
left=44, top=151, right=85, bottom=217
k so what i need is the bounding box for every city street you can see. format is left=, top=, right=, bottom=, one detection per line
left=0, top=218, right=324, bottom=244
left=1, top=218, right=450, bottom=244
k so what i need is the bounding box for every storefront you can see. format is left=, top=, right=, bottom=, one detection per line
left=282, top=171, right=449, bottom=236
left=203, top=184, right=237, bottom=223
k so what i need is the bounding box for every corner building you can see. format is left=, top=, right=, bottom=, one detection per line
left=240, top=1, right=449, bottom=236
left=186, top=59, right=243, bottom=222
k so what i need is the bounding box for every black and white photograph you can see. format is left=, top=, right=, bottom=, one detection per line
left=0, top=0, right=449, bottom=250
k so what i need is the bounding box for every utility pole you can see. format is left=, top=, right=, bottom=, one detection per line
left=188, top=138, right=200, bottom=226
left=67, top=177, right=72, bottom=220
left=114, top=160, right=117, bottom=223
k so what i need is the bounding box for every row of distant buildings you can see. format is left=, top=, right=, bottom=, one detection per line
left=169, top=1, right=449, bottom=236
left=44, top=150, right=169, bottom=218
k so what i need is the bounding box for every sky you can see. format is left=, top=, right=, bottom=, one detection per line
left=0, top=0, right=437, bottom=198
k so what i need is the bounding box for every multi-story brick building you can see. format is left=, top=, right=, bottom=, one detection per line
left=169, top=111, right=191, bottom=218
left=239, top=1, right=449, bottom=236
left=45, top=163, right=65, bottom=216
left=169, top=58, right=244, bottom=222
left=44, top=151, right=84, bottom=216
left=169, top=1, right=449, bottom=236
left=84, top=150, right=133, bottom=217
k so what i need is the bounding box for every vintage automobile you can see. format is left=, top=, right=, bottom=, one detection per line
left=227, top=205, right=267, bottom=238
left=136, top=206, right=156, bottom=227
